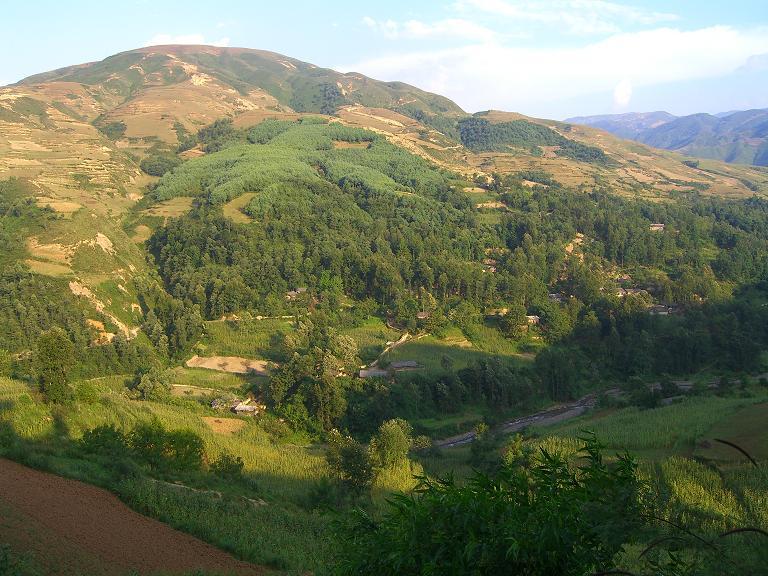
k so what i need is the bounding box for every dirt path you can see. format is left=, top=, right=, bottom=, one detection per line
left=436, top=393, right=599, bottom=448
left=0, top=458, right=266, bottom=576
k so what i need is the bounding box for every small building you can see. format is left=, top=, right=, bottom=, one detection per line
left=416, top=311, right=431, bottom=320
left=648, top=304, right=673, bottom=315
left=526, top=315, right=541, bottom=325
left=649, top=223, right=665, bottom=232
left=285, top=287, right=308, bottom=301
left=390, top=360, right=420, bottom=371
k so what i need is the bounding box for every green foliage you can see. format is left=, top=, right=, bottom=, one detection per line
left=210, top=452, right=245, bottom=480
left=132, top=366, right=173, bottom=401
left=326, top=429, right=375, bottom=494
left=96, top=120, right=126, bottom=140
left=140, top=153, right=181, bottom=177
left=128, top=420, right=204, bottom=473
left=459, top=117, right=606, bottom=162
left=370, top=418, right=413, bottom=469
left=333, top=436, right=641, bottom=575
left=35, top=327, right=74, bottom=403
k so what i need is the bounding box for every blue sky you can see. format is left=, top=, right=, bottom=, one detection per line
left=2, top=0, right=767, bottom=118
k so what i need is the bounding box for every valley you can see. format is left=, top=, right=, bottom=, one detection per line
left=0, top=44, right=767, bottom=576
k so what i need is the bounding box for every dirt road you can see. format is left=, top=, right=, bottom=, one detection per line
left=435, top=394, right=599, bottom=448
left=0, top=458, right=265, bottom=575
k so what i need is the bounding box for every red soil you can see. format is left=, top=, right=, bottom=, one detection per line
left=0, top=458, right=266, bottom=575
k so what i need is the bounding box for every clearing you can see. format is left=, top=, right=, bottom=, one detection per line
left=0, top=458, right=265, bottom=576
left=222, top=192, right=256, bottom=223
left=202, top=416, right=246, bottom=435
left=186, top=355, right=271, bottom=375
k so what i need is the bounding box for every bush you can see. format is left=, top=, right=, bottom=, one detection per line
left=140, top=155, right=181, bottom=177
left=333, top=436, right=642, bottom=576
left=210, top=452, right=244, bottom=479
left=132, top=367, right=173, bottom=401
left=80, top=424, right=128, bottom=457
left=128, top=420, right=204, bottom=473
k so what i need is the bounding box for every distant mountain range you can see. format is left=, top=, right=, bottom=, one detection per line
left=567, top=109, right=768, bottom=166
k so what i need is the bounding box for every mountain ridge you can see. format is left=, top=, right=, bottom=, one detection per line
left=568, top=108, right=768, bottom=166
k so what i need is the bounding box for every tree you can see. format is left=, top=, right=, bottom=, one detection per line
left=133, top=367, right=173, bottom=401
left=370, top=418, right=413, bottom=469
left=326, top=430, right=375, bottom=494
left=333, top=437, right=641, bottom=576
left=35, top=327, right=74, bottom=403
left=498, top=304, right=527, bottom=340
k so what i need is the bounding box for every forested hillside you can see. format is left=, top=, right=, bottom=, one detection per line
left=1, top=44, right=768, bottom=576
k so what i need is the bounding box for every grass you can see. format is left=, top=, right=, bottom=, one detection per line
left=201, top=318, right=295, bottom=358
left=340, top=318, right=399, bottom=364
left=534, top=395, right=763, bottom=455
left=382, top=324, right=528, bottom=377
left=222, top=192, right=256, bottom=223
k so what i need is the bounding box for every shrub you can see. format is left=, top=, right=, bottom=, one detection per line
left=210, top=452, right=244, bottom=479
left=139, top=154, right=181, bottom=177
left=132, top=367, right=173, bottom=401
left=80, top=424, right=128, bottom=457
left=127, top=421, right=204, bottom=473
left=333, top=436, right=642, bottom=576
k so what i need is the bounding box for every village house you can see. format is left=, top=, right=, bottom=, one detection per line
left=285, top=287, right=307, bottom=301
left=649, top=223, right=665, bottom=232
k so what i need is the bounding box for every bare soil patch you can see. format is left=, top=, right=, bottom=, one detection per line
left=332, top=140, right=369, bottom=149
left=131, top=224, right=152, bottom=243
left=36, top=196, right=82, bottom=214
left=186, top=355, right=271, bottom=375
left=0, top=458, right=265, bottom=576
left=203, top=416, right=246, bottom=435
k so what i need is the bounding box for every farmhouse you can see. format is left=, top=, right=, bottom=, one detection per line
left=285, top=287, right=307, bottom=300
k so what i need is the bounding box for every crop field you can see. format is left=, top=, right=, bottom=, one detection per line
left=202, top=318, right=295, bottom=358
left=381, top=325, right=529, bottom=376
left=534, top=395, right=764, bottom=455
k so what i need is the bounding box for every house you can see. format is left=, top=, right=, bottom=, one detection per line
left=285, top=287, right=308, bottom=301
left=649, top=223, right=665, bottom=232
left=390, top=360, right=420, bottom=370
left=416, top=311, right=431, bottom=320
left=648, top=304, right=677, bottom=315
left=617, top=288, right=649, bottom=298
left=526, top=315, right=541, bottom=325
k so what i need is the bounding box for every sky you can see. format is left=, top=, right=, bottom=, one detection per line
left=2, top=0, right=767, bottom=119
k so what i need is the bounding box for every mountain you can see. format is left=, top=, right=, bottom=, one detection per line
left=568, top=108, right=768, bottom=166
left=1, top=45, right=767, bottom=345
left=565, top=111, right=676, bottom=140
left=3, top=44, right=768, bottom=576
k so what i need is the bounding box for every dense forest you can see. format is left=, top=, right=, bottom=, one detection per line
left=133, top=119, right=768, bottom=434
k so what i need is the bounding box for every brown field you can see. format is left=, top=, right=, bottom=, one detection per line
left=0, top=458, right=265, bottom=576
left=186, top=355, right=271, bottom=375
left=202, top=416, right=246, bottom=435
left=145, top=196, right=194, bottom=218
left=36, top=196, right=83, bottom=214
left=131, top=224, right=152, bottom=243
left=24, top=258, right=73, bottom=276
left=222, top=192, right=256, bottom=223
left=332, top=140, right=370, bottom=149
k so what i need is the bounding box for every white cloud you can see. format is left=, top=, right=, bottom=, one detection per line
left=144, top=34, right=230, bottom=47
left=362, top=16, right=496, bottom=41
left=339, top=25, right=768, bottom=116
left=454, top=0, right=678, bottom=35
left=613, top=79, right=632, bottom=108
